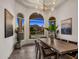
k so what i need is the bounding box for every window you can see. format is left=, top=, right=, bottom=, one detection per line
left=29, top=13, right=44, bottom=38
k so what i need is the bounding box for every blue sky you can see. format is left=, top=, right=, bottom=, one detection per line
left=48, top=21, right=55, bottom=25
left=16, top=18, right=24, bottom=27
left=30, top=18, right=44, bottom=27
left=16, top=18, right=44, bottom=27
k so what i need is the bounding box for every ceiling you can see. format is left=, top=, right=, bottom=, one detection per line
left=16, top=0, right=67, bottom=11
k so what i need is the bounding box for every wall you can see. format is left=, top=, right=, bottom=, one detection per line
left=0, top=0, right=16, bottom=59
left=15, top=1, right=50, bottom=45
left=0, top=0, right=77, bottom=59
left=52, top=0, right=78, bottom=42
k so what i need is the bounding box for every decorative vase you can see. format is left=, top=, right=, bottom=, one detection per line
left=15, top=32, right=24, bottom=49
left=48, top=31, right=55, bottom=43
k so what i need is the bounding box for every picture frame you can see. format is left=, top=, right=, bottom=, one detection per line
left=61, top=18, right=72, bottom=35
left=4, top=9, right=13, bottom=38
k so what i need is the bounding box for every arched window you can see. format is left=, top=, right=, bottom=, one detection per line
left=16, top=13, right=24, bottom=32
left=48, top=16, right=57, bottom=33
left=49, top=16, right=56, bottom=26
left=29, top=13, right=44, bottom=38
left=16, top=13, right=24, bottom=40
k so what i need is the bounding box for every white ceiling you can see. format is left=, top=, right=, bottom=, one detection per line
left=16, top=0, right=68, bottom=11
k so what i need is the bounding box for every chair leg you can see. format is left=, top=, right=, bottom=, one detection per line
left=36, top=47, right=38, bottom=59
left=39, top=50, right=41, bottom=59
left=36, top=51, right=37, bottom=59
left=54, top=55, right=57, bottom=59
left=48, top=56, right=51, bottom=59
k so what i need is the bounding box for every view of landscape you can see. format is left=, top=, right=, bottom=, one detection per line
left=30, top=18, right=44, bottom=35
left=16, top=18, right=24, bottom=31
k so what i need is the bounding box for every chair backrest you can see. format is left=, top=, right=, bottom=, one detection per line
left=35, top=40, right=42, bottom=59
left=40, top=40, right=50, bottom=49
left=38, top=41, right=47, bottom=57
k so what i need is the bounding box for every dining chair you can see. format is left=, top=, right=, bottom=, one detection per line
left=35, top=40, right=44, bottom=59
left=67, top=51, right=78, bottom=57
left=35, top=40, right=40, bottom=59
left=40, top=40, right=50, bottom=49
left=60, top=54, right=78, bottom=59
left=39, top=41, right=56, bottom=59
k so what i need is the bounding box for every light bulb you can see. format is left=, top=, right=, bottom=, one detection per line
left=53, top=2, right=56, bottom=5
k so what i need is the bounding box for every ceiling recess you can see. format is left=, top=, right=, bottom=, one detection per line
left=16, top=0, right=67, bottom=12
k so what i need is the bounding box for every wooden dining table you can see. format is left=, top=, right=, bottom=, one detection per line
left=39, top=38, right=78, bottom=59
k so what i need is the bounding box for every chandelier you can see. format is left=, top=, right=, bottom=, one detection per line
left=36, top=0, right=57, bottom=11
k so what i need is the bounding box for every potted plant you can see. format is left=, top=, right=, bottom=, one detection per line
left=15, top=28, right=21, bottom=49
left=45, top=16, right=58, bottom=42
left=45, top=24, right=58, bottom=42
left=46, top=23, right=57, bottom=35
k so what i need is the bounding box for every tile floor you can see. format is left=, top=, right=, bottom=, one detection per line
left=9, top=45, right=36, bottom=59
left=9, top=44, right=56, bottom=59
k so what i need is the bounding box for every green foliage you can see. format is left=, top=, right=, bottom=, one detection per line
left=17, top=13, right=24, bottom=18
left=48, top=24, right=57, bottom=32
left=30, top=27, right=36, bottom=34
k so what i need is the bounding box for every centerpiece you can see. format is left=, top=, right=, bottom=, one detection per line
left=45, top=17, right=58, bottom=42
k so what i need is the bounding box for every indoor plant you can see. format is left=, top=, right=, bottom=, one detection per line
left=45, top=24, right=58, bottom=39
left=15, top=28, right=24, bottom=49
left=45, top=18, right=58, bottom=42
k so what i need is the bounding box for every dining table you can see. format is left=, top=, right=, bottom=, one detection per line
left=39, top=38, right=78, bottom=59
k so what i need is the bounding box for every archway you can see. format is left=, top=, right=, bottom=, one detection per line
left=49, top=16, right=59, bottom=38
left=49, top=16, right=56, bottom=26
left=29, top=13, right=44, bottom=39
left=16, top=13, right=24, bottom=40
